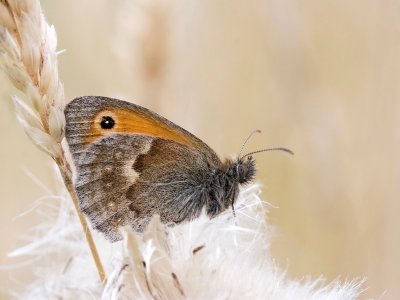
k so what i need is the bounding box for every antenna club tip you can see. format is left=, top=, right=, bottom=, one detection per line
left=285, top=149, right=295, bottom=155
left=277, top=148, right=294, bottom=155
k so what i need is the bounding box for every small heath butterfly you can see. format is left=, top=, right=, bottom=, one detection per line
left=65, top=96, right=292, bottom=241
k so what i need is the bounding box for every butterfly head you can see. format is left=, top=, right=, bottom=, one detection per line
left=227, top=155, right=256, bottom=185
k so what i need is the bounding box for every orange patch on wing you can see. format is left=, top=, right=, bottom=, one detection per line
left=85, top=107, right=198, bottom=148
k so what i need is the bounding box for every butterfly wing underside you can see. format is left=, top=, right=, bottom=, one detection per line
left=65, top=96, right=221, bottom=241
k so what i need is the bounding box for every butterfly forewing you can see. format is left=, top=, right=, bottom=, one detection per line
left=65, top=96, right=218, bottom=160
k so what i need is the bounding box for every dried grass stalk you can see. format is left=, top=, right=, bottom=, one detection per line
left=0, top=0, right=106, bottom=283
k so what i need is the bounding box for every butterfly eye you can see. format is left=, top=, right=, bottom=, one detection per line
left=100, top=116, right=115, bottom=129
left=238, top=165, right=244, bottom=175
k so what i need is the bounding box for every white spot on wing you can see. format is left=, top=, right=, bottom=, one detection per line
left=123, top=139, right=153, bottom=184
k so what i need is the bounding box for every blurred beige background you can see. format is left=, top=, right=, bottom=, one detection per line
left=1, top=0, right=399, bottom=298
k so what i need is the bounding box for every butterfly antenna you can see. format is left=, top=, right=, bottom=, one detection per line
left=238, top=129, right=262, bottom=158
left=241, top=147, right=294, bottom=159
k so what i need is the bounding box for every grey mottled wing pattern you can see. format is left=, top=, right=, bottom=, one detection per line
left=72, top=134, right=218, bottom=241
left=72, top=134, right=151, bottom=241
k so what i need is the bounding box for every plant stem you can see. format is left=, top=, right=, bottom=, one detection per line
left=56, top=155, right=107, bottom=284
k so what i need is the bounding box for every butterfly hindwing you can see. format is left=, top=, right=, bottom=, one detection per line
left=74, top=134, right=219, bottom=241
left=73, top=134, right=152, bottom=241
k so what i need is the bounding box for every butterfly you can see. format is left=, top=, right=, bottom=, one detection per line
left=64, top=96, right=292, bottom=242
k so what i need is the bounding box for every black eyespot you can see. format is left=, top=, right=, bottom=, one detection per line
left=100, top=116, right=115, bottom=129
